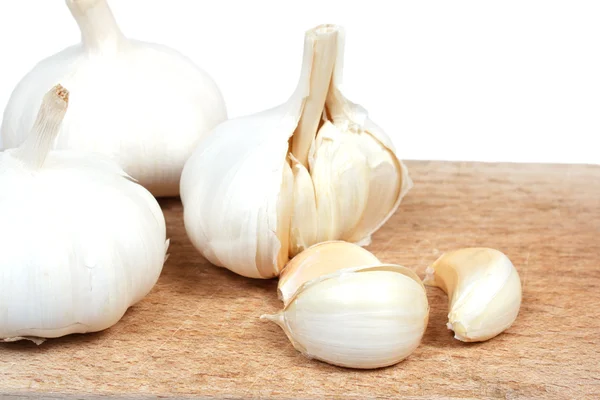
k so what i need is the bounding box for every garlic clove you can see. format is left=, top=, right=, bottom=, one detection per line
left=181, top=24, right=411, bottom=279
left=0, top=84, right=167, bottom=342
left=278, top=241, right=381, bottom=306
left=1, top=0, right=226, bottom=197
left=288, top=155, right=318, bottom=256
left=424, top=248, right=522, bottom=342
left=310, top=122, right=371, bottom=243
left=343, top=124, right=412, bottom=245
left=263, top=263, right=429, bottom=369
left=181, top=106, right=295, bottom=279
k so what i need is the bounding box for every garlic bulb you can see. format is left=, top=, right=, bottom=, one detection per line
left=181, top=24, right=411, bottom=279
left=424, top=248, right=522, bottom=342
left=1, top=0, right=226, bottom=197
left=0, top=85, right=168, bottom=343
left=263, top=241, right=429, bottom=369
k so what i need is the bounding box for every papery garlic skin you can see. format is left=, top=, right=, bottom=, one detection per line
left=181, top=25, right=411, bottom=279
left=424, top=248, right=522, bottom=342
left=1, top=0, right=226, bottom=197
left=263, top=264, right=429, bottom=369
left=0, top=85, right=168, bottom=343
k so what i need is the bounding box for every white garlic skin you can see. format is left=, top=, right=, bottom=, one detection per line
left=1, top=0, right=227, bottom=197
left=181, top=105, right=294, bottom=279
left=181, top=25, right=411, bottom=279
left=425, top=248, right=522, bottom=342
left=0, top=153, right=168, bottom=340
left=0, top=86, right=168, bottom=342
left=264, top=265, right=429, bottom=369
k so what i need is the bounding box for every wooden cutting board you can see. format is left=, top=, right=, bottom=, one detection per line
left=1, top=161, right=598, bottom=399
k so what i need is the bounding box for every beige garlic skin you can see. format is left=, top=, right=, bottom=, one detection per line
left=181, top=25, right=411, bottom=279
left=264, top=242, right=429, bottom=369
left=278, top=241, right=380, bottom=306
left=424, top=248, right=522, bottom=342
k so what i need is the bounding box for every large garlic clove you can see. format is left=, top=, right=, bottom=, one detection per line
left=181, top=24, right=411, bottom=279
left=1, top=0, right=226, bottom=197
left=263, top=263, right=429, bottom=369
left=424, top=248, right=522, bottom=342
left=0, top=85, right=167, bottom=343
left=181, top=106, right=295, bottom=279
left=278, top=241, right=381, bottom=306
left=309, top=122, right=371, bottom=243
left=267, top=242, right=429, bottom=369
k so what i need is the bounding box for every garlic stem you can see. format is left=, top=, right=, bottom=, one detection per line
left=291, top=25, right=339, bottom=169
left=67, top=0, right=124, bottom=53
left=14, top=85, right=69, bottom=169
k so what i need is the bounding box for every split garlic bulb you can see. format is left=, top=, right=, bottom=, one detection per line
left=424, top=248, right=522, bottom=342
left=0, top=85, right=168, bottom=343
left=1, top=0, right=226, bottom=197
left=181, top=25, right=411, bottom=279
left=263, top=242, right=429, bottom=369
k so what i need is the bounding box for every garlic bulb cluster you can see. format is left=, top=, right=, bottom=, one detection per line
left=263, top=242, right=429, bottom=369
left=424, top=248, right=522, bottom=342
left=0, top=85, right=168, bottom=343
left=181, top=24, right=411, bottom=279
left=1, top=0, right=226, bottom=197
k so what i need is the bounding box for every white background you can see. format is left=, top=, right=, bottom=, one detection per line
left=0, top=0, right=598, bottom=164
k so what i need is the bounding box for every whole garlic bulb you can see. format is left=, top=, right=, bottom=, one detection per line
left=0, top=85, right=168, bottom=343
left=263, top=242, right=429, bottom=369
left=181, top=25, right=411, bottom=279
left=424, top=248, right=522, bottom=342
left=1, top=0, right=227, bottom=197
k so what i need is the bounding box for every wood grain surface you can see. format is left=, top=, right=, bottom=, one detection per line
left=1, top=161, right=599, bottom=399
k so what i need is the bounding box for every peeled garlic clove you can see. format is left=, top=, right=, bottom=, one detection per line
left=278, top=241, right=381, bottom=306
left=1, top=0, right=226, bottom=197
left=263, top=263, right=429, bottom=369
left=424, top=248, right=522, bottom=342
left=181, top=24, right=411, bottom=279
left=0, top=85, right=168, bottom=343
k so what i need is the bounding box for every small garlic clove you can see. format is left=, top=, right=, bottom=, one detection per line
left=288, top=155, right=318, bottom=256
left=264, top=263, right=429, bottom=369
left=278, top=241, right=381, bottom=306
left=424, top=248, right=522, bottom=342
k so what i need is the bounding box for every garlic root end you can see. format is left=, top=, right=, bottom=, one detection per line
left=2, top=336, right=46, bottom=345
